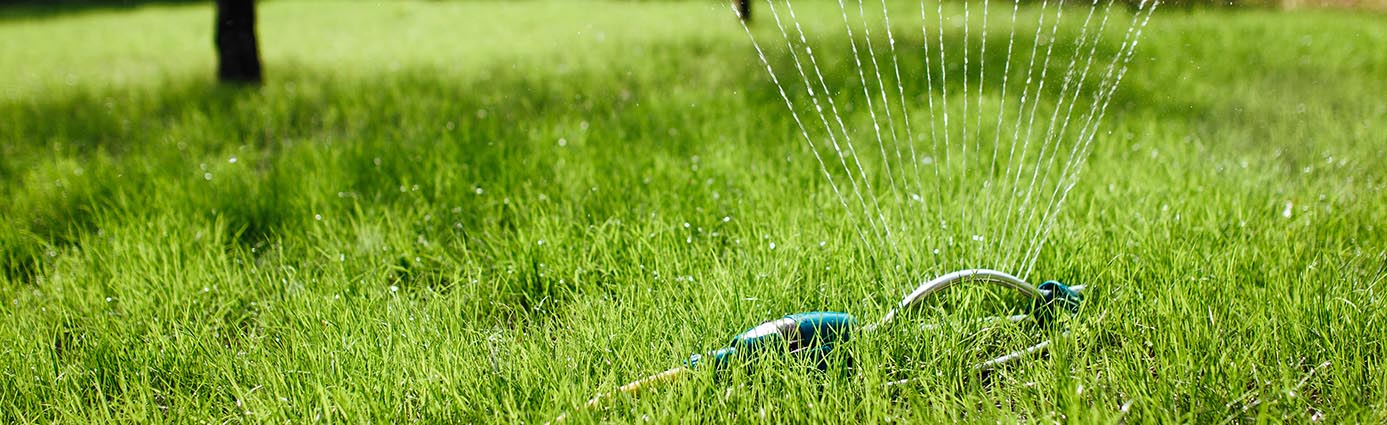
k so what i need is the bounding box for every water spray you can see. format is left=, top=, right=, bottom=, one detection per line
left=550, top=0, right=1159, bottom=417
left=551, top=269, right=1083, bottom=422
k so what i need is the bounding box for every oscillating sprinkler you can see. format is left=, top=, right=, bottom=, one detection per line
left=551, top=269, right=1083, bottom=423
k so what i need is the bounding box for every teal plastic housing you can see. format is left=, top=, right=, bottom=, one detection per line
left=686, top=312, right=856, bottom=371
left=1033, top=281, right=1083, bottom=323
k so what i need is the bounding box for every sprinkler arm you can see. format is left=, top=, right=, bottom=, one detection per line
left=869, top=269, right=1082, bottom=332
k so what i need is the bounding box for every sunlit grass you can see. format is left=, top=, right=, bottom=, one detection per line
left=1, top=1, right=1384, bottom=422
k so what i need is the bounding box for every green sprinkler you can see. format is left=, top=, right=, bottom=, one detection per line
left=551, top=269, right=1084, bottom=422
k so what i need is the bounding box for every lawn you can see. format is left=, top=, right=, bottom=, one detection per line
left=1, top=0, right=1385, bottom=422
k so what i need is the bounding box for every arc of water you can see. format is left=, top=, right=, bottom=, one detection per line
left=851, top=0, right=916, bottom=270
left=738, top=7, right=906, bottom=272
left=1021, top=1, right=1158, bottom=278
left=993, top=0, right=1058, bottom=274
left=999, top=0, right=1106, bottom=273
left=1001, top=0, right=1074, bottom=273
left=759, top=0, right=882, bottom=257
left=934, top=0, right=952, bottom=198
left=978, top=0, right=1023, bottom=266
left=959, top=0, right=971, bottom=233
left=1016, top=0, right=1153, bottom=275
left=737, top=0, right=1158, bottom=286
left=974, top=0, right=989, bottom=179
left=871, top=0, right=933, bottom=277
left=828, top=0, right=908, bottom=264
left=917, top=0, right=952, bottom=270
left=968, top=0, right=993, bottom=266
left=1003, top=0, right=1114, bottom=273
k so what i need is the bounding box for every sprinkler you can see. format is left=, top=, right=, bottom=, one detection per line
left=550, top=269, right=1083, bottom=423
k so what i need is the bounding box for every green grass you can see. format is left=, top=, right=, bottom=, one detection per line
left=2, top=0, right=1385, bottom=422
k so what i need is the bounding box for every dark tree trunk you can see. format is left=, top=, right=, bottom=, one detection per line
left=734, top=0, right=750, bottom=22
left=215, top=0, right=262, bottom=84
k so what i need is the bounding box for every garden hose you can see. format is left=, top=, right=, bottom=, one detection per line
left=550, top=269, right=1083, bottom=423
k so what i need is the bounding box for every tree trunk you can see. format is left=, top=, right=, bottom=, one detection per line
left=215, top=0, right=262, bottom=84
left=734, top=0, right=750, bottom=22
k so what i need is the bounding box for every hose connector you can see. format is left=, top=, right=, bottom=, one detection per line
left=1032, top=280, right=1083, bottom=324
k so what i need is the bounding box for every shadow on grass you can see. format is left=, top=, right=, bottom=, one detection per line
left=0, top=56, right=752, bottom=308
left=0, top=20, right=1238, bottom=307
left=0, top=0, right=203, bottom=22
